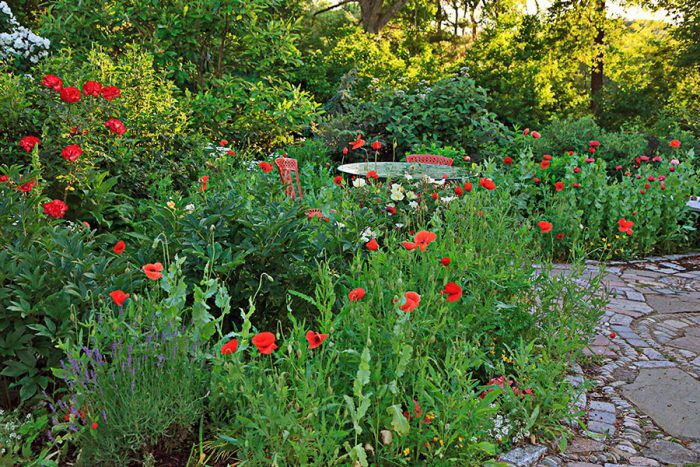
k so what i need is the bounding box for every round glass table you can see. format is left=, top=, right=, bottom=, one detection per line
left=337, top=162, right=475, bottom=181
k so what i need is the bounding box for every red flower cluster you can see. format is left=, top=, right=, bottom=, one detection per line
left=61, top=145, right=83, bottom=162
left=478, top=177, right=496, bottom=190
left=19, top=136, right=40, bottom=153
left=105, top=118, right=126, bottom=137
left=42, top=199, right=68, bottom=219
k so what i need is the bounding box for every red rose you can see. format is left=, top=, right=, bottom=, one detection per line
left=105, top=118, right=126, bottom=136
left=371, top=141, right=382, bottom=151
left=386, top=206, right=396, bottom=215
left=348, top=288, right=366, bottom=301
left=305, top=330, right=329, bottom=349
left=574, top=167, right=581, bottom=173
left=503, top=156, right=513, bottom=165
left=440, top=282, right=462, bottom=302
left=113, top=240, right=126, bottom=255
left=61, top=145, right=83, bottom=162
left=100, top=86, right=121, bottom=101
left=20, top=136, right=40, bottom=153
left=82, top=81, right=102, bottom=96
left=220, top=339, right=239, bottom=355
left=669, top=139, right=681, bottom=149
left=431, top=192, right=438, bottom=200
left=43, top=199, right=68, bottom=219
left=251, top=332, right=277, bottom=354
left=589, top=140, right=600, bottom=147
left=91, top=422, right=98, bottom=430
left=41, top=74, right=63, bottom=91
left=109, top=290, right=129, bottom=307
left=60, top=86, right=81, bottom=103
left=538, top=221, right=553, bottom=233
left=589, top=147, right=596, bottom=154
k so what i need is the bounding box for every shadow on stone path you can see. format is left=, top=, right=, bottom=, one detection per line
left=541, top=254, right=700, bottom=467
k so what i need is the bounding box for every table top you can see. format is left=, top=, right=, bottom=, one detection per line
left=337, top=161, right=475, bottom=181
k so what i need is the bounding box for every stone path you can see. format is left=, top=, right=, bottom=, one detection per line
left=506, top=253, right=700, bottom=467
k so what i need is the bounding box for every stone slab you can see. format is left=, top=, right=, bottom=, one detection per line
left=646, top=294, right=700, bottom=314
left=668, top=335, right=700, bottom=354
left=621, top=368, right=700, bottom=440
left=499, top=444, right=547, bottom=466
left=643, top=439, right=699, bottom=465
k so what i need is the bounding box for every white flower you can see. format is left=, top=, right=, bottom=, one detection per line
left=360, top=227, right=377, bottom=242
left=184, top=203, right=195, bottom=213
left=440, top=195, right=457, bottom=204
left=336, top=222, right=346, bottom=229
left=406, top=190, right=418, bottom=200
left=404, top=173, right=413, bottom=180
left=409, top=201, right=418, bottom=209
left=352, top=178, right=366, bottom=188
left=424, top=175, right=445, bottom=186
left=395, top=223, right=404, bottom=228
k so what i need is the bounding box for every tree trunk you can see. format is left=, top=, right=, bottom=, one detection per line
left=359, top=0, right=410, bottom=33
left=591, top=0, right=605, bottom=115
left=470, top=9, right=477, bottom=41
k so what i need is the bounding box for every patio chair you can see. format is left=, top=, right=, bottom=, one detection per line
left=274, top=157, right=303, bottom=199
left=406, top=154, right=454, bottom=166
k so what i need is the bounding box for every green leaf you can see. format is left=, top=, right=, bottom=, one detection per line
left=387, top=405, right=410, bottom=436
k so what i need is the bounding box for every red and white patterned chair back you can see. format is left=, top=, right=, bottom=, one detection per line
left=406, top=154, right=454, bottom=166
left=274, top=157, right=303, bottom=199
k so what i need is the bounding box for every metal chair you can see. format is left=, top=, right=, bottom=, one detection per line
left=406, top=154, right=454, bottom=166
left=274, top=157, right=303, bottom=199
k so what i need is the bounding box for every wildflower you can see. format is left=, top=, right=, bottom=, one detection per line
left=533, top=177, right=540, bottom=183
left=543, top=154, right=552, bottom=161
left=618, top=218, right=634, bottom=235
left=540, top=160, right=550, bottom=169
left=403, top=230, right=437, bottom=252
left=185, top=203, right=195, bottom=213
left=100, top=86, right=121, bottom=100
left=348, top=288, right=366, bottom=301
left=386, top=205, right=396, bottom=215
left=113, top=240, right=125, bottom=255
left=219, top=139, right=228, bottom=146
left=464, top=182, right=473, bottom=192
left=342, top=147, right=348, bottom=155
left=585, top=157, right=595, bottom=163
left=399, top=292, right=420, bottom=313
left=556, top=233, right=565, bottom=240
left=588, top=147, right=596, bottom=154
left=352, top=178, right=366, bottom=188
left=91, top=422, right=98, bottom=430
left=454, top=185, right=463, bottom=196
left=19, top=135, right=40, bottom=153
left=589, top=140, right=600, bottom=147
left=251, top=332, right=277, bottom=354
left=333, top=175, right=343, bottom=186
left=371, top=141, right=382, bottom=151
left=305, top=331, right=329, bottom=349
left=609, top=332, right=616, bottom=339
left=258, top=161, right=273, bottom=173
left=199, top=175, right=209, bottom=191
left=538, top=221, right=553, bottom=233
left=440, top=257, right=451, bottom=266
left=503, top=156, right=513, bottom=165
left=109, top=290, right=129, bottom=307
left=167, top=200, right=175, bottom=209
left=61, top=145, right=82, bottom=162
left=574, top=167, right=581, bottom=173
left=573, top=182, right=581, bottom=188
left=42, top=199, right=68, bottom=219
left=82, top=81, right=101, bottom=96
left=350, top=135, right=365, bottom=150
left=105, top=118, right=126, bottom=136
left=522, top=128, right=529, bottom=135
left=670, top=159, right=680, bottom=165
left=615, top=165, right=622, bottom=171
left=366, top=238, right=378, bottom=251
left=479, top=177, right=496, bottom=190
left=669, top=139, right=681, bottom=149
left=555, top=181, right=565, bottom=192
left=142, top=263, right=164, bottom=280
left=18, top=180, right=36, bottom=192
left=41, top=74, right=63, bottom=91
left=530, top=131, right=540, bottom=139
left=59, top=86, right=81, bottom=103
left=390, top=183, right=405, bottom=201
left=367, top=170, right=379, bottom=180
left=220, top=339, right=239, bottom=355
left=440, top=282, right=463, bottom=302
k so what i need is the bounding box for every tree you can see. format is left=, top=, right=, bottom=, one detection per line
left=314, top=0, right=411, bottom=33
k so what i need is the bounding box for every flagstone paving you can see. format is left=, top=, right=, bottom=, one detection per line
left=510, top=253, right=700, bottom=467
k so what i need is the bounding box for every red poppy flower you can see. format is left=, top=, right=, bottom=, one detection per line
left=543, top=154, right=552, bottom=161
left=479, top=178, right=496, bottom=190
left=522, top=128, right=529, bottom=135
left=110, top=290, right=129, bottom=307
left=440, top=257, right=451, bottom=266
left=220, top=139, right=228, bottom=146
left=258, top=161, right=273, bottom=173
left=142, top=263, right=164, bottom=280
left=220, top=339, right=239, bottom=355
left=555, top=181, right=565, bottom=192
left=17, top=180, right=36, bottom=192
left=366, top=238, right=378, bottom=251
left=60, top=86, right=81, bottom=103
left=306, top=331, right=329, bottom=349
left=531, top=131, right=540, bottom=139
left=350, top=135, right=365, bottom=150
left=43, top=199, right=68, bottom=219
left=41, top=74, right=63, bottom=91
left=333, top=175, right=344, bottom=186
left=403, top=230, right=437, bottom=252
left=367, top=170, right=379, bottom=180
left=91, top=422, right=98, bottom=430
left=574, top=167, right=581, bottom=173
left=669, top=139, right=681, bottom=149
left=100, top=86, right=121, bottom=101
left=640, top=156, right=650, bottom=162
left=399, top=291, right=420, bottom=313
left=533, top=177, right=540, bottom=184
left=503, top=156, right=513, bottom=165
left=540, top=160, right=550, bottom=169
left=440, top=282, right=462, bottom=302
left=61, top=145, right=83, bottom=162
left=454, top=185, right=463, bottom=196
left=19, top=136, right=40, bottom=153
left=105, top=118, right=126, bottom=136
left=538, top=221, right=553, bottom=233
left=618, top=218, right=634, bottom=235
left=82, top=81, right=102, bottom=96
left=464, top=182, right=473, bottom=192
left=556, top=233, right=565, bottom=240
left=644, top=183, right=651, bottom=189
left=113, top=240, right=126, bottom=255
left=371, top=141, right=382, bottom=151
left=348, top=288, right=366, bottom=301
left=640, top=189, right=646, bottom=194
left=251, top=332, right=277, bottom=354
